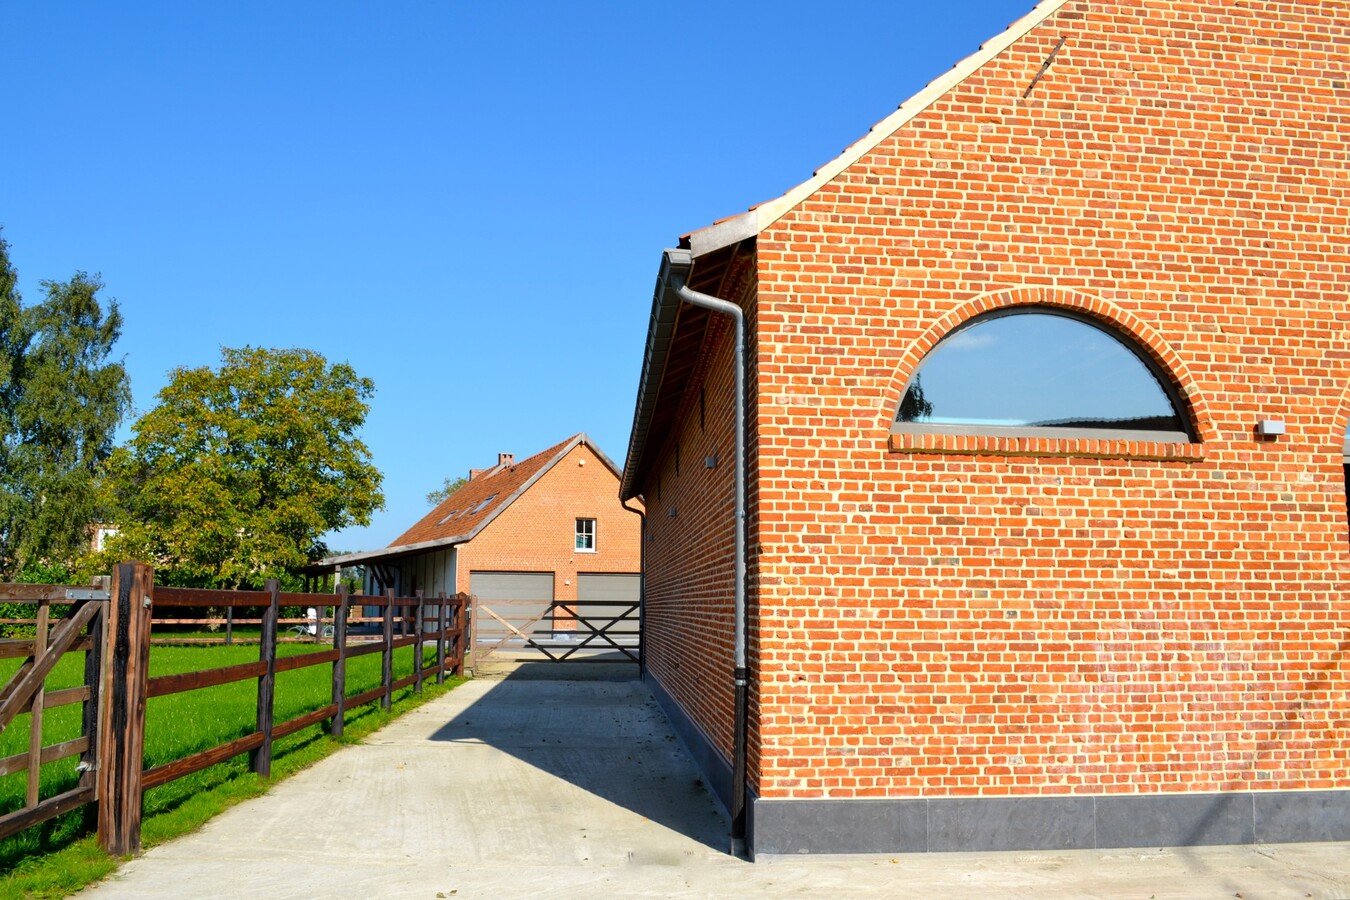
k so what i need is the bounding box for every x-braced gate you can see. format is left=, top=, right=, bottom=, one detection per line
left=470, top=598, right=640, bottom=666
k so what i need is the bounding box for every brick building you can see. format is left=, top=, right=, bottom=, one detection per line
left=328, top=434, right=642, bottom=622
left=621, top=0, right=1350, bottom=856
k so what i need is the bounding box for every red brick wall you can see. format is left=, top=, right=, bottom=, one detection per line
left=648, top=0, right=1350, bottom=802
left=642, top=317, right=750, bottom=758
left=459, top=443, right=641, bottom=601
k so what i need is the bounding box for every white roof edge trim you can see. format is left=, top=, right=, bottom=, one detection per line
left=687, top=212, right=758, bottom=258
left=576, top=432, right=625, bottom=481
left=687, top=0, right=1072, bottom=259
left=320, top=538, right=463, bottom=567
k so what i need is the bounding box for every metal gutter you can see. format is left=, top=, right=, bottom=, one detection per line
left=621, top=497, right=647, bottom=677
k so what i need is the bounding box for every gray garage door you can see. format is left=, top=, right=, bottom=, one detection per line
left=470, top=571, right=553, bottom=644
left=574, top=573, right=640, bottom=637
left=470, top=571, right=554, bottom=601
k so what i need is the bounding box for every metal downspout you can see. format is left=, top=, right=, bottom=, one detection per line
left=621, top=498, right=647, bottom=677
left=667, top=251, right=749, bottom=854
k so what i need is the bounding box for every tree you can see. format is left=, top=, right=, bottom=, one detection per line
left=0, top=241, right=22, bottom=579
left=0, top=234, right=131, bottom=579
left=105, top=346, right=384, bottom=588
left=426, top=475, right=467, bottom=507
left=0, top=239, right=23, bottom=572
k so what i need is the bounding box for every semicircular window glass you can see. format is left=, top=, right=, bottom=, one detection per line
left=893, top=309, right=1191, bottom=441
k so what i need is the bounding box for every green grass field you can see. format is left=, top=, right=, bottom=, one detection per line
left=0, top=637, right=463, bottom=898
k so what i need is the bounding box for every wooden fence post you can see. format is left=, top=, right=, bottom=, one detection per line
left=381, top=589, right=394, bottom=712
left=97, top=561, right=154, bottom=857
left=330, top=586, right=349, bottom=738
left=26, top=602, right=50, bottom=810
left=251, top=580, right=279, bottom=777
left=80, top=593, right=107, bottom=833
left=225, top=606, right=233, bottom=646
left=435, top=592, right=447, bottom=685
left=413, top=591, right=424, bottom=694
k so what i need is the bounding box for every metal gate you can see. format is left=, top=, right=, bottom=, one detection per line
left=469, top=571, right=639, bottom=665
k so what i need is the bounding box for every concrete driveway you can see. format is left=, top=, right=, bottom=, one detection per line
left=84, top=664, right=1350, bottom=899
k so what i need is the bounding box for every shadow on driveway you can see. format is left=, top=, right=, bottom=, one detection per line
left=425, top=660, right=731, bottom=856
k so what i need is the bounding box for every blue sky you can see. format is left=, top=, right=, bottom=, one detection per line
left=910, top=314, right=1179, bottom=426
left=3, top=0, right=1037, bottom=552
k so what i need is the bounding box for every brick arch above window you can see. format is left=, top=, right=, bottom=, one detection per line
left=883, top=286, right=1213, bottom=461
left=1323, top=382, right=1350, bottom=464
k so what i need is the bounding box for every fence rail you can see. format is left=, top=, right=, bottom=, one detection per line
left=0, top=563, right=468, bottom=855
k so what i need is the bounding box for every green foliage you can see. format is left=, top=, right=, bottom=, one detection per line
left=325, top=560, right=365, bottom=593
left=425, top=475, right=468, bottom=507
left=0, top=233, right=130, bottom=581
left=0, top=241, right=21, bottom=465
left=15, top=561, right=71, bottom=585
left=105, top=347, right=384, bottom=588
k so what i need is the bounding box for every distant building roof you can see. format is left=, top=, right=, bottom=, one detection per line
left=320, top=433, right=620, bottom=567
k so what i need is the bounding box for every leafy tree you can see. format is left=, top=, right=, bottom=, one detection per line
left=0, top=239, right=21, bottom=434
left=0, top=234, right=131, bottom=579
left=104, top=347, right=384, bottom=588
left=426, top=475, right=467, bottom=507
left=0, top=239, right=23, bottom=570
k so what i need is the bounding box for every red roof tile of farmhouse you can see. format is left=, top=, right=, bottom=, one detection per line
left=390, top=434, right=579, bottom=547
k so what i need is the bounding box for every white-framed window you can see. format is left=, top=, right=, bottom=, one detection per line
left=575, top=518, right=597, bottom=552
left=90, top=524, right=118, bottom=554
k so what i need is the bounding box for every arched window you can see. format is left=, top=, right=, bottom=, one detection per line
left=893, top=308, right=1192, bottom=442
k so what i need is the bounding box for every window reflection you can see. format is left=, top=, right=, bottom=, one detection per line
left=894, top=310, right=1189, bottom=439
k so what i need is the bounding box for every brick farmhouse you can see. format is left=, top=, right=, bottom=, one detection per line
left=621, top=0, right=1350, bottom=856
left=327, top=434, right=641, bottom=625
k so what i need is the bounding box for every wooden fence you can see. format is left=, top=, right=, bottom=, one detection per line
left=0, top=561, right=467, bottom=856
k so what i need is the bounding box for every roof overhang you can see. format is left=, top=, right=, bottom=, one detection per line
left=620, top=249, right=694, bottom=500
left=315, top=536, right=465, bottom=569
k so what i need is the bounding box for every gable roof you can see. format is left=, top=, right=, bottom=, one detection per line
left=323, top=433, right=621, bottom=567
left=621, top=0, right=1071, bottom=500
left=681, top=0, right=1070, bottom=259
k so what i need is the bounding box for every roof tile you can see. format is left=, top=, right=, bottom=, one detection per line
left=391, top=433, right=580, bottom=548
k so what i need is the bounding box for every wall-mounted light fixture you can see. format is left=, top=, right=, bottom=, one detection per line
left=705, top=454, right=718, bottom=469
left=1256, top=419, right=1286, bottom=437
